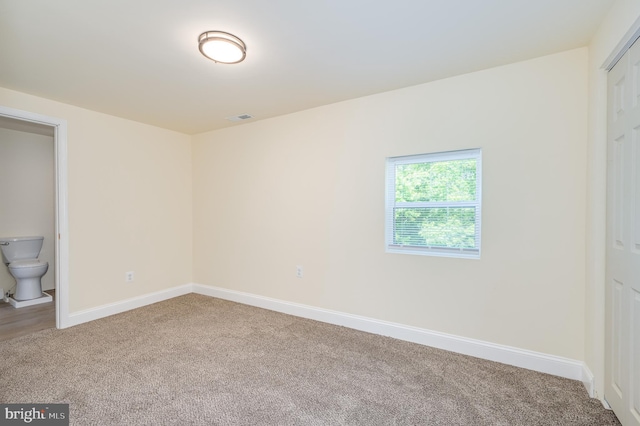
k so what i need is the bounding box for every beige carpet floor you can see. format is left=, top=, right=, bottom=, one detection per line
left=0, top=294, right=620, bottom=425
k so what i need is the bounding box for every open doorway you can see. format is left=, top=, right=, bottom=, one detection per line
left=0, top=106, right=68, bottom=329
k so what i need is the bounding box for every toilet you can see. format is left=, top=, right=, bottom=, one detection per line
left=0, top=236, right=50, bottom=307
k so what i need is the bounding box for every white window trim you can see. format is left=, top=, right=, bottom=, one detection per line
left=385, top=148, right=482, bottom=259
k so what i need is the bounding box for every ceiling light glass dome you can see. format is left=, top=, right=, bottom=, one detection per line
left=198, top=31, right=246, bottom=64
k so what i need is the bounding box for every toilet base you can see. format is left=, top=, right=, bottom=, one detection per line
left=6, top=292, right=52, bottom=309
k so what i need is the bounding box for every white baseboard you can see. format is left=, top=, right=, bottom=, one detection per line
left=192, top=283, right=592, bottom=387
left=61, top=282, right=595, bottom=395
left=65, top=284, right=192, bottom=328
left=582, top=364, right=595, bottom=398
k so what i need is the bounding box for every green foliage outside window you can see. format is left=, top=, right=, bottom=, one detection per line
left=393, top=160, right=477, bottom=249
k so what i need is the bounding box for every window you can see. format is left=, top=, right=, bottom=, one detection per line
left=385, top=149, right=482, bottom=258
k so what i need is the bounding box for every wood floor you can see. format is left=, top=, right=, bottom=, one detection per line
left=0, top=289, right=55, bottom=342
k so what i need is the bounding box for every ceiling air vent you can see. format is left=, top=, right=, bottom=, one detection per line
left=226, top=113, right=254, bottom=122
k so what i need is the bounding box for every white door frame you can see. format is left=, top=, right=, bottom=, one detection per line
left=603, top=18, right=640, bottom=72
left=601, top=16, right=640, bottom=425
left=0, top=105, right=69, bottom=329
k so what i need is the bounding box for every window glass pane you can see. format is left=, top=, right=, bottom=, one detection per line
left=393, top=207, right=477, bottom=249
left=395, top=159, right=476, bottom=202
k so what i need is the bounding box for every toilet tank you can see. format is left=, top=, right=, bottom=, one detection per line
left=0, top=236, right=44, bottom=264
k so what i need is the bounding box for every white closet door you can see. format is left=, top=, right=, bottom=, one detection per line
left=606, top=36, right=640, bottom=426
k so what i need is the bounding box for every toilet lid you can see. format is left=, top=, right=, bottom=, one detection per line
left=9, top=259, right=47, bottom=269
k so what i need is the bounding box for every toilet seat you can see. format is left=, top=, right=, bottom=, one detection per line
left=9, top=259, right=48, bottom=270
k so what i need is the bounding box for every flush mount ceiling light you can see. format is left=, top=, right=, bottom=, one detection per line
left=198, top=31, right=246, bottom=64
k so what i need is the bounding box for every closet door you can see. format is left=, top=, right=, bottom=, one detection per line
left=606, top=36, right=640, bottom=426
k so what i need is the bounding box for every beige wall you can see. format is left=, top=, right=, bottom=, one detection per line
left=193, top=48, right=588, bottom=360
left=0, top=127, right=55, bottom=292
left=0, top=87, right=193, bottom=312
left=0, top=37, right=602, bottom=377
left=586, top=0, right=640, bottom=400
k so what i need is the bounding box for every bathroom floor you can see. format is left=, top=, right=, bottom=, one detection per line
left=0, top=289, right=55, bottom=342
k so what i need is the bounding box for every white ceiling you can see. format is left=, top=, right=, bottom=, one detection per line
left=0, top=0, right=614, bottom=135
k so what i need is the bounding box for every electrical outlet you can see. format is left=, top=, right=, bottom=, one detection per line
left=296, top=265, right=303, bottom=278
left=125, top=271, right=135, bottom=282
